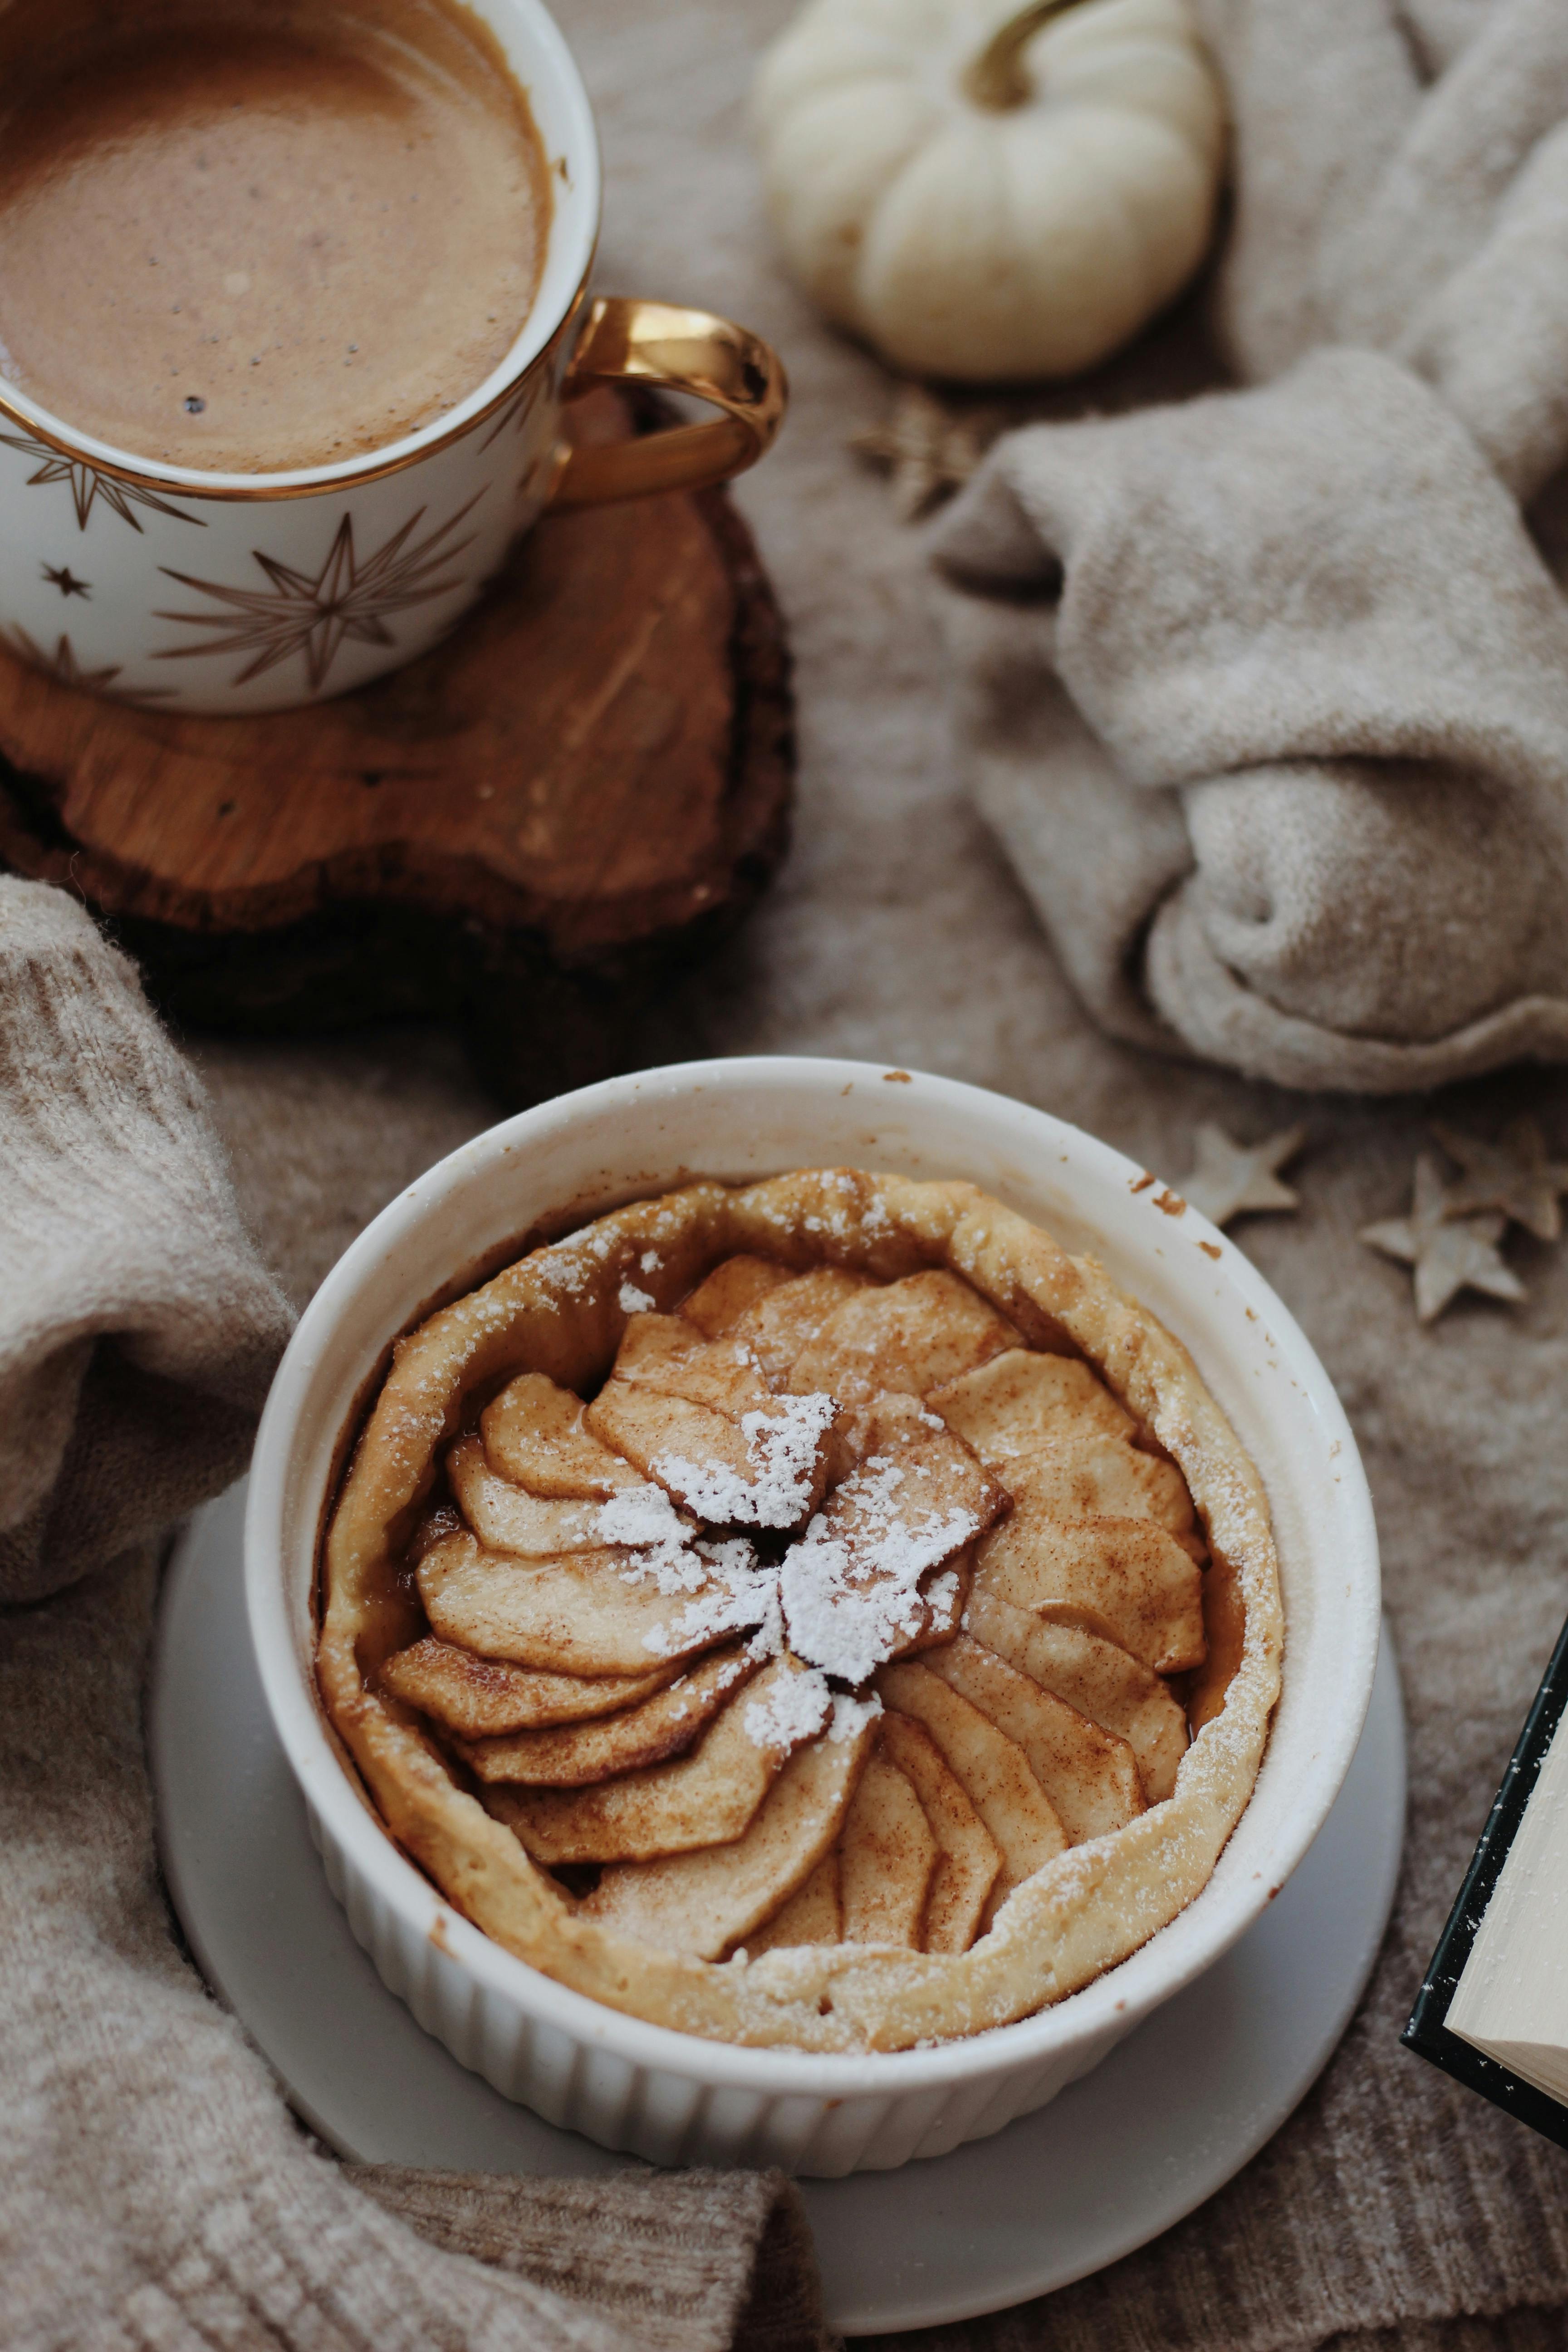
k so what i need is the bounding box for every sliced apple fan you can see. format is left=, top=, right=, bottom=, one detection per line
left=374, top=1252, right=1211, bottom=1961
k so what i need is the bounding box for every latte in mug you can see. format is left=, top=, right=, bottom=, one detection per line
left=0, top=0, right=553, bottom=474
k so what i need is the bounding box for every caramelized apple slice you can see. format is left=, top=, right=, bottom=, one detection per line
left=729, top=1265, right=873, bottom=1382
left=481, top=1371, right=644, bottom=1499
left=578, top=1696, right=877, bottom=1959
left=448, top=1436, right=608, bottom=1556
left=922, top=1633, right=1144, bottom=1844
left=875, top=1660, right=1066, bottom=1913
left=878, top=1711, right=999, bottom=1955
left=905, top=1548, right=974, bottom=1654
left=788, top=1269, right=1019, bottom=1404
left=975, top=1510, right=1206, bottom=1675
left=965, top=1588, right=1189, bottom=1802
left=378, top=1638, right=678, bottom=1738
left=451, top=1435, right=703, bottom=1571
left=416, top=1529, right=757, bottom=1676
left=584, top=1386, right=763, bottom=1521
left=931, top=1348, right=1133, bottom=1461
left=461, top=1642, right=760, bottom=1785
left=780, top=1397, right=1004, bottom=1682
left=680, top=1255, right=794, bottom=1338
left=1008, top=1445, right=1196, bottom=1543
left=838, top=1749, right=937, bottom=1949
left=487, top=1655, right=830, bottom=1864
left=588, top=1314, right=835, bottom=1528
left=747, top=1851, right=843, bottom=1953
left=932, top=1349, right=1201, bottom=1551
left=612, top=1313, right=750, bottom=1394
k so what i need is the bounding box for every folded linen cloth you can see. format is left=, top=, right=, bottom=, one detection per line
left=934, top=0, right=1568, bottom=1093
left=0, top=878, right=828, bottom=2352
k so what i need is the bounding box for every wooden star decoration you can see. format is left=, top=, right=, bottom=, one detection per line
left=1360, top=1154, right=1526, bottom=1324
left=1182, top=1122, right=1308, bottom=1228
left=1432, top=1116, right=1568, bottom=1243
left=849, top=385, right=993, bottom=522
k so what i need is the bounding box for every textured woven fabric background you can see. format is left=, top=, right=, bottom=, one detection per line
left=6, top=0, right=1567, bottom=2342
left=0, top=886, right=831, bottom=2352
left=931, top=0, right=1568, bottom=1093
left=198, top=0, right=1568, bottom=2338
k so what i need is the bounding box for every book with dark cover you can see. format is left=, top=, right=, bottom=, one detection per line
left=1402, top=1609, right=1568, bottom=2150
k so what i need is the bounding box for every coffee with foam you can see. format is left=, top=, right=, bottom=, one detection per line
left=0, top=0, right=551, bottom=474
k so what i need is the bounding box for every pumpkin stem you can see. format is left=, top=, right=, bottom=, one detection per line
left=962, top=0, right=1095, bottom=110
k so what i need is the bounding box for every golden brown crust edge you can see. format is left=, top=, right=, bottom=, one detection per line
left=317, top=1170, right=1285, bottom=2053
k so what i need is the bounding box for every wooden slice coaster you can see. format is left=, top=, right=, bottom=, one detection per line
left=0, top=388, right=793, bottom=1103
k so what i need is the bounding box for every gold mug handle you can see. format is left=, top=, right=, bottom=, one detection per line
left=547, top=296, right=788, bottom=509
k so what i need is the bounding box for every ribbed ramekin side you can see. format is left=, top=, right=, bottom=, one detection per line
left=413, top=1931, right=483, bottom=2063
left=341, top=1842, right=395, bottom=1977
left=312, top=1806, right=437, bottom=2039
left=688, top=2084, right=779, bottom=2166
left=903, top=2065, right=1041, bottom=2166
left=937, top=2051, right=1073, bottom=2160
left=610, top=2061, right=710, bottom=2166
left=789, top=2092, right=902, bottom=2177
left=729, top=2090, right=836, bottom=2173
left=573, top=2043, right=654, bottom=2152
left=933, top=2011, right=1141, bottom=2157
left=513, top=2011, right=590, bottom=2126
left=848, top=2080, right=971, bottom=2173
left=471, top=1983, right=556, bottom=2118
left=303, top=1801, right=1232, bottom=2177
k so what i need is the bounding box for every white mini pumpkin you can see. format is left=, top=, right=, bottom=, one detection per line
left=752, top=0, right=1225, bottom=382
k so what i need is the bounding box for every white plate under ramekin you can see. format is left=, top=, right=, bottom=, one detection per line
left=245, top=1057, right=1381, bottom=2178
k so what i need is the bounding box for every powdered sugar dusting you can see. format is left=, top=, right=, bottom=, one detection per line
left=744, top=1665, right=832, bottom=1753
left=652, top=1390, right=836, bottom=1529
left=745, top=1584, right=786, bottom=1663
left=828, top=1690, right=883, bottom=1744
left=638, top=1536, right=775, bottom=1658
left=924, top=1567, right=960, bottom=1617
left=609, top=1423, right=979, bottom=1681
left=618, top=1280, right=656, bottom=1314
left=665, top=1650, right=749, bottom=1720
left=595, top=1485, right=706, bottom=1592
left=742, top=1393, right=837, bottom=1515
left=779, top=1453, right=980, bottom=1684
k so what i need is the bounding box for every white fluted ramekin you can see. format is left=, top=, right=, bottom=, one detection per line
left=245, top=1057, right=1379, bottom=2177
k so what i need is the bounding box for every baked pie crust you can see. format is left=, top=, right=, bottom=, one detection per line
left=318, top=1170, right=1284, bottom=2053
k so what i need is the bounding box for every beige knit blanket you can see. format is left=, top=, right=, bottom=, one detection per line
left=0, top=879, right=828, bottom=2352
left=8, top=0, right=1568, bottom=2345
left=936, top=0, right=1568, bottom=1092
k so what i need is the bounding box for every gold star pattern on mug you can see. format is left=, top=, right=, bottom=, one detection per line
left=1181, top=1122, right=1308, bottom=1229
left=479, top=370, right=545, bottom=451
left=1432, top=1117, right=1568, bottom=1243
left=0, top=430, right=203, bottom=533
left=152, top=493, right=484, bottom=691
left=1360, top=1154, right=1526, bottom=1324
left=5, top=627, right=176, bottom=703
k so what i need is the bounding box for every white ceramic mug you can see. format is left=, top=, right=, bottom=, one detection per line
left=0, top=0, right=786, bottom=716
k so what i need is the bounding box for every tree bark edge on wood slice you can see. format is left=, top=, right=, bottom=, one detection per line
left=0, top=388, right=794, bottom=1106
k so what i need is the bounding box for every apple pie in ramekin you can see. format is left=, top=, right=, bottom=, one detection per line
left=317, top=1166, right=1282, bottom=2054
left=248, top=1058, right=1377, bottom=2173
